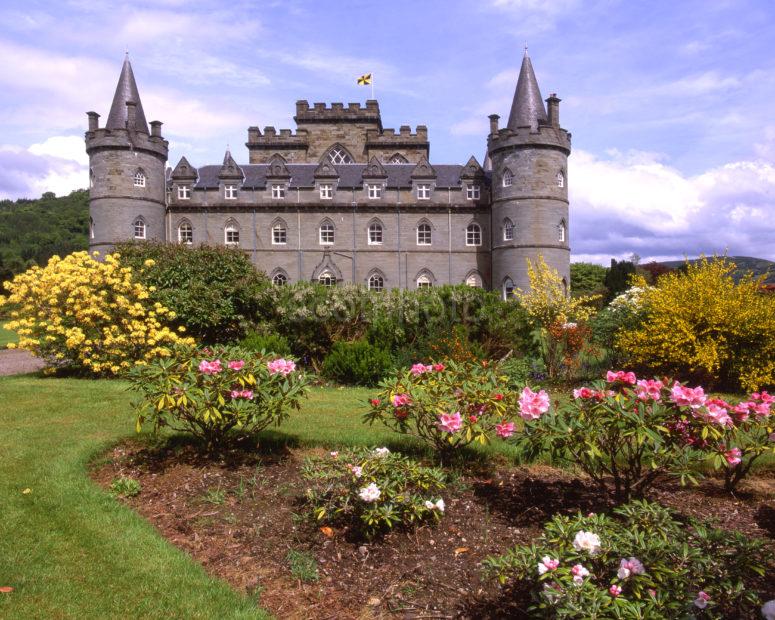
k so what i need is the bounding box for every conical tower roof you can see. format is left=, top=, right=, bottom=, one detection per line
left=106, top=55, right=149, bottom=133
left=506, top=49, right=547, bottom=130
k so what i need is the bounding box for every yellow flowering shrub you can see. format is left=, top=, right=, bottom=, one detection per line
left=617, top=258, right=775, bottom=391
left=1, top=251, right=194, bottom=376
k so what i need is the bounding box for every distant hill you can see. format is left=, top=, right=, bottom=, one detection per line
left=658, top=256, right=775, bottom=285
left=0, top=189, right=89, bottom=283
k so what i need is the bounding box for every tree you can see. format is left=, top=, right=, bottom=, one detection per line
left=570, top=262, right=608, bottom=299
left=604, top=259, right=636, bottom=302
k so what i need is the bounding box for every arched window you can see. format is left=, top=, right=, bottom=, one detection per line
left=225, top=221, right=240, bottom=246
left=133, top=169, right=146, bottom=188
left=558, top=220, right=567, bottom=243
left=132, top=217, right=146, bottom=240
left=556, top=171, right=565, bottom=188
left=177, top=220, right=193, bottom=245
left=465, top=272, right=483, bottom=288
left=503, top=277, right=515, bottom=301
left=89, top=168, right=95, bottom=189
left=388, top=153, right=408, bottom=164
left=319, top=220, right=335, bottom=245
left=272, top=272, right=288, bottom=286
left=368, top=221, right=383, bottom=245
left=325, top=145, right=354, bottom=165
left=89, top=217, right=95, bottom=239
left=416, top=222, right=432, bottom=246
left=502, top=169, right=513, bottom=187
left=318, top=270, right=336, bottom=287
left=272, top=221, right=287, bottom=245
left=466, top=222, right=482, bottom=246
left=562, top=277, right=568, bottom=296
left=503, top=218, right=515, bottom=241
left=368, top=273, right=384, bottom=291
left=416, top=273, right=433, bottom=289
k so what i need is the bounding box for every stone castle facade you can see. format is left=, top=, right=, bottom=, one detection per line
left=86, top=51, right=571, bottom=296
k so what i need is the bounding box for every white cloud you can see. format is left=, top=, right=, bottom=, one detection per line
left=0, top=144, right=87, bottom=200
left=28, top=136, right=88, bottom=166
left=569, top=149, right=775, bottom=262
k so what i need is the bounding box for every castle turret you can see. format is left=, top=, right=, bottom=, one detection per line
left=85, top=55, right=168, bottom=253
left=489, top=49, right=571, bottom=297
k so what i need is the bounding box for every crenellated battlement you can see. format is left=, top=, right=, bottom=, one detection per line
left=487, top=123, right=571, bottom=156
left=295, top=99, right=381, bottom=121
left=85, top=126, right=168, bottom=159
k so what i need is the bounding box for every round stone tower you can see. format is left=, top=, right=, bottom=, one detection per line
left=488, top=50, right=571, bottom=298
left=85, top=55, right=168, bottom=254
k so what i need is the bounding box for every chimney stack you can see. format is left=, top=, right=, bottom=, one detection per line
left=150, top=120, right=162, bottom=137
left=488, top=114, right=500, bottom=135
left=87, top=111, right=100, bottom=132
left=546, top=94, right=560, bottom=128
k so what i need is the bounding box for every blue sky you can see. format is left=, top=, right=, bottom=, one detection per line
left=1, top=0, right=774, bottom=263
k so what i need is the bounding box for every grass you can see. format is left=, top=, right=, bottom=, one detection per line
left=285, top=550, right=319, bottom=582
left=0, top=322, right=17, bottom=349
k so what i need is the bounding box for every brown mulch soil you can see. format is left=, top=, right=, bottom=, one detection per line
left=91, top=441, right=775, bottom=619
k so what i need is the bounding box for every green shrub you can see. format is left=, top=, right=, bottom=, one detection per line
left=240, top=331, right=291, bottom=356
left=128, top=344, right=310, bottom=449
left=116, top=242, right=269, bottom=343
left=286, top=550, right=319, bottom=582
left=301, top=447, right=447, bottom=538
left=321, top=339, right=392, bottom=386
left=500, top=356, right=546, bottom=388
left=109, top=476, right=141, bottom=498
left=483, top=500, right=772, bottom=619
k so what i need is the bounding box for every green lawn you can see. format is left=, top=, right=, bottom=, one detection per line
left=0, top=322, right=17, bottom=348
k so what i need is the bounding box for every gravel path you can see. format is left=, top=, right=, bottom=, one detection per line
left=0, top=349, right=46, bottom=376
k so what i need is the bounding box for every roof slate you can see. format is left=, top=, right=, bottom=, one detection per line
left=106, top=56, right=149, bottom=133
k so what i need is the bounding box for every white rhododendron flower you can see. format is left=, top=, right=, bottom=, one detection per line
left=373, top=447, right=390, bottom=457
left=358, top=483, right=381, bottom=502
left=572, top=530, right=602, bottom=555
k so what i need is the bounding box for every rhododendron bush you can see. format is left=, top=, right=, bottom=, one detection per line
left=128, top=344, right=309, bottom=448
left=483, top=500, right=773, bottom=619
left=1, top=251, right=193, bottom=375
left=364, top=360, right=538, bottom=457
left=515, top=371, right=774, bottom=500
left=301, top=447, right=447, bottom=537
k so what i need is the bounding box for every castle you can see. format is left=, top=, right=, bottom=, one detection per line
left=85, top=50, right=571, bottom=297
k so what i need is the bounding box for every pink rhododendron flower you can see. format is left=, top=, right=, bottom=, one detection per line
left=537, top=556, right=560, bottom=575
left=573, top=387, right=595, bottom=399
left=437, top=411, right=463, bottom=433
left=635, top=379, right=663, bottom=401
left=493, top=392, right=504, bottom=401
left=694, top=591, right=710, bottom=609
left=358, top=483, right=380, bottom=502
left=267, top=358, right=296, bottom=376
left=752, top=402, right=772, bottom=418
left=670, top=382, right=706, bottom=408
left=609, top=585, right=622, bottom=597
left=370, top=398, right=381, bottom=407
left=518, top=387, right=551, bottom=420
left=198, top=359, right=222, bottom=375
left=617, top=557, right=645, bottom=579
left=769, top=433, right=775, bottom=443
left=753, top=391, right=774, bottom=404
left=697, top=402, right=733, bottom=427
left=392, top=393, right=411, bottom=407
left=433, top=363, right=446, bottom=372
left=724, top=447, right=742, bottom=466
left=228, top=360, right=245, bottom=371
left=348, top=464, right=363, bottom=478
left=329, top=451, right=339, bottom=458
left=410, top=363, right=433, bottom=376
left=606, top=370, right=637, bottom=385
left=572, top=531, right=601, bottom=555
left=229, top=389, right=253, bottom=399
left=570, top=563, right=590, bottom=585
left=495, top=421, right=515, bottom=438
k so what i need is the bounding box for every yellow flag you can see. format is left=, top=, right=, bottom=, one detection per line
left=357, top=73, right=372, bottom=86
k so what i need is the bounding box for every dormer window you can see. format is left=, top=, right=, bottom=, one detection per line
left=224, top=185, right=237, bottom=200
left=271, top=184, right=286, bottom=199
left=416, top=184, right=431, bottom=200
left=389, top=154, right=408, bottom=164
left=557, top=171, right=565, bottom=188
left=133, top=171, right=146, bottom=187
left=466, top=185, right=480, bottom=200
left=319, top=184, right=333, bottom=199
left=367, top=184, right=382, bottom=199
left=503, top=170, right=513, bottom=187
left=177, top=186, right=191, bottom=200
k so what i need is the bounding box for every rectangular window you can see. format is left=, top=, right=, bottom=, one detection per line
left=177, top=185, right=191, bottom=200
left=417, top=225, right=432, bottom=245
left=224, top=185, right=237, bottom=199
left=368, top=184, right=382, bottom=199
left=319, top=184, right=333, bottom=199
left=319, top=225, right=335, bottom=245
left=271, top=184, right=286, bottom=199
left=466, top=185, right=480, bottom=200
left=416, top=184, right=431, bottom=200
left=225, top=228, right=239, bottom=245
left=272, top=226, right=287, bottom=245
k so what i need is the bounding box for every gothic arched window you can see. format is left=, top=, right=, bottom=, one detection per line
left=318, top=270, right=336, bottom=287
left=177, top=220, right=193, bottom=245
left=556, top=171, right=565, bottom=188
left=89, top=217, right=95, bottom=239
left=465, top=272, right=483, bottom=288
left=503, top=218, right=515, bottom=241
left=133, top=169, right=146, bottom=188
left=416, top=273, right=433, bottom=289
left=388, top=153, right=408, bottom=164
left=368, top=273, right=385, bottom=291
left=224, top=220, right=240, bottom=246
left=325, top=145, right=354, bottom=165
left=558, top=220, right=567, bottom=243
left=503, top=277, right=515, bottom=301
left=466, top=222, right=482, bottom=246
left=272, top=272, right=288, bottom=286
left=132, top=217, right=146, bottom=240
left=502, top=169, right=513, bottom=187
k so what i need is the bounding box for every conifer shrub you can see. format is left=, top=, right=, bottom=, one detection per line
left=1, top=251, right=193, bottom=375
left=483, top=500, right=773, bottom=619
left=240, top=331, right=292, bottom=356
left=321, top=339, right=392, bottom=386
left=616, top=258, right=775, bottom=391
left=116, top=242, right=268, bottom=343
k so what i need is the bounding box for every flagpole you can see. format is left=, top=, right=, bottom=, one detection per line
left=371, top=73, right=375, bottom=100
